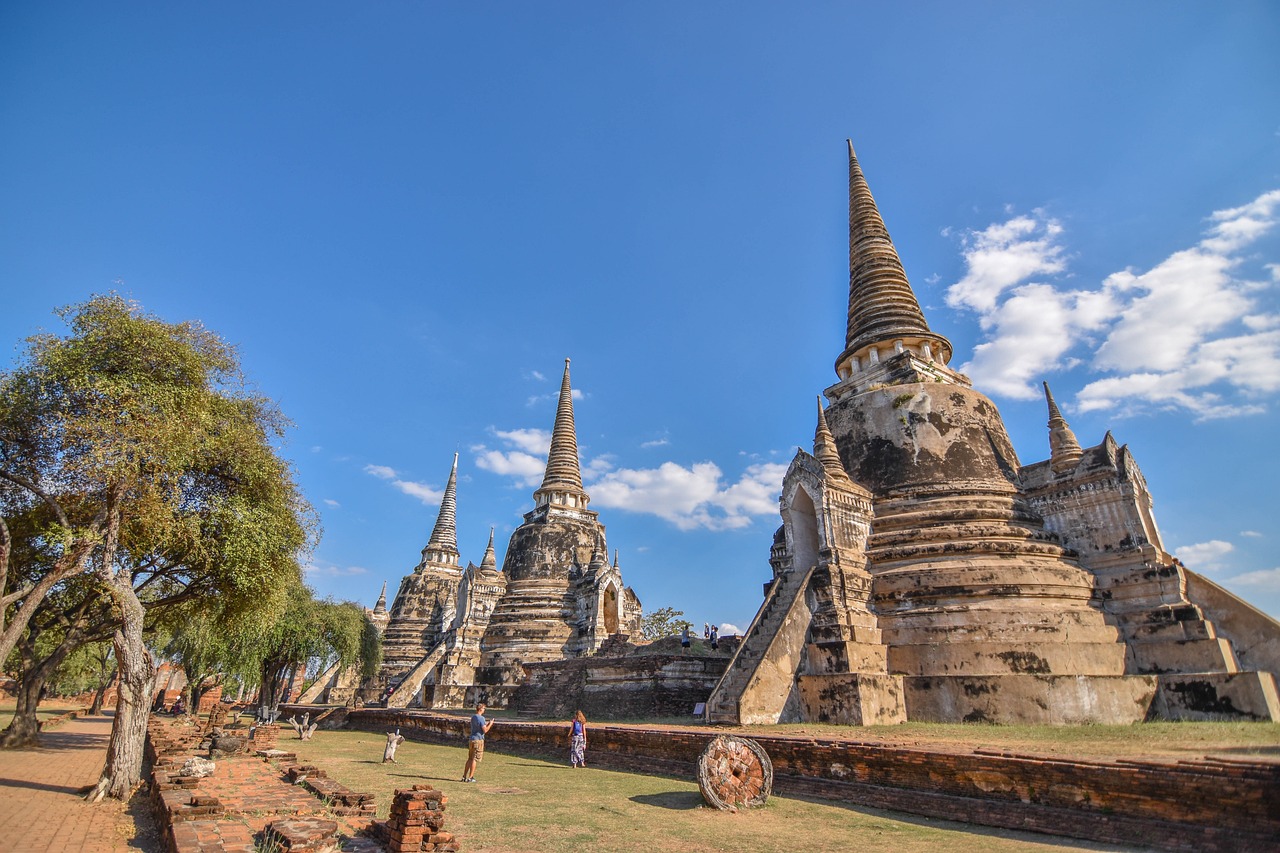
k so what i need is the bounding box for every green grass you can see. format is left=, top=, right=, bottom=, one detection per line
left=286, top=729, right=1140, bottom=853
left=0, top=699, right=86, bottom=730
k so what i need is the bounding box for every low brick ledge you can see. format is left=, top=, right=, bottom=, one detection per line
left=343, top=708, right=1280, bottom=853
left=145, top=717, right=379, bottom=853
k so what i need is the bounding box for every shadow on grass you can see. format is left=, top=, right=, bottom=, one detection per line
left=787, top=795, right=1136, bottom=851
left=629, top=791, right=704, bottom=810
left=387, top=772, right=463, bottom=784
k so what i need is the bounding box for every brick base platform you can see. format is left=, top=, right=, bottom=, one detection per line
left=146, top=715, right=393, bottom=853
left=342, top=707, right=1280, bottom=853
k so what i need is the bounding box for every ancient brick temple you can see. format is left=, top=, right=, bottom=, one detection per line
left=707, top=142, right=1280, bottom=726
left=371, top=359, right=642, bottom=709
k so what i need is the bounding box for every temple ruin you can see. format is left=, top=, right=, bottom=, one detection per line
left=706, top=142, right=1280, bottom=725
left=372, top=359, right=643, bottom=709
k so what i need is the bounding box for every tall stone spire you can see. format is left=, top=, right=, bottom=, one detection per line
left=835, top=140, right=953, bottom=379
left=421, top=453, right=460, bottom=566
left=814, top=397, right=853, bottom=486
left=1044, top=381, right=1084, bottom=473
left=480, top=527, right=497, bottom=570
left=533, top=359, right=591, bottom=509
left=374, top=581, right=388, bottom=614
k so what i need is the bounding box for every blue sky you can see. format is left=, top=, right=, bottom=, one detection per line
left=3, top=2, right=1279, bottom=630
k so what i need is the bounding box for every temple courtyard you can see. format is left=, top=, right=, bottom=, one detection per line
left=2, top=702, right=1278, bottom=852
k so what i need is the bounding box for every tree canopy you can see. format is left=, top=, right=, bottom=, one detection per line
left=640, top=606, right=693, bottom=640
left=0, top=294, right=315, bottom=797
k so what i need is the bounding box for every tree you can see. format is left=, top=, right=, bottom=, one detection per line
left=247, top=580, right=377, bottom=720
left=640, top=606, right=693, bottom=640
left=0, top=577, right=110, bottom=747
left=0, top=295, right=313, bottom=799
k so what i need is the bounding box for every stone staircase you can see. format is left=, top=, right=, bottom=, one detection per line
left=706, top=564, right=815, bottom=725
left=385, top=637, right=451, bottom=708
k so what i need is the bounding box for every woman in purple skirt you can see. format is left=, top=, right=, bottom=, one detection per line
left=568, top=709, right=588, bottom=768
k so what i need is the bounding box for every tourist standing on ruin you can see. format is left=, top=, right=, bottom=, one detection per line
left=681, top=625, right=692, bottom=654
left=568, top=710, right=588, bottom=768
left=461, top=702, right=493, bottom=783
left=710, top=625, right=719, bottom=651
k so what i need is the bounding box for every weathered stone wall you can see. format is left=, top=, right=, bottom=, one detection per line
left=513, top=653, right=728, bottom=719
left=343, top=709, right=1279, bottom=852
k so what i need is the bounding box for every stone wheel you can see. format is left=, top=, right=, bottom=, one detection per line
left=696, top=735, right=772, bottom=811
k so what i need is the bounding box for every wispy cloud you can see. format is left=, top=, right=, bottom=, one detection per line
left=1174, top=539, right=1235, bottom=573
left=589, top=461, right=787, bottom=531
left=946, top=190, right=1280, bottom=418
left=323, top=498, right=340, bottom=508
left=303, top=561, right=370, bottom=578
left=525, top=388, right=585, bottom=407
left=1224, top=567, right=1280, bottom=591
left=364, top=463, right=445, bottom=505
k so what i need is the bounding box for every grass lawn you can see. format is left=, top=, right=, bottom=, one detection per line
left=0, top=699, right=86, bottom=730
left=286, top=729, right=1143, bottom=853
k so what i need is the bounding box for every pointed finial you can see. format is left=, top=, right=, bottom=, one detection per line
left=835, top=140, right=952, bottom=378
left=1043, top=381, right=1083, bottom=473
left=374, top=581, right=388, bottom=613
left=814, top=397, right=853, bottom=485
left=613, top=548, right=619, bottom=569
left=533, top=359, right=590, bottom=508
left=481, top=526, right=497, bottom=570
left=589, top=544, right=607, bottom=569
left=423, top=453, right=460, bottom=562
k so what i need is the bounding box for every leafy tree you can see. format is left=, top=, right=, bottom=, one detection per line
left=247, top=580, right=378, bottom=719
left=0, top=295, right=313, bottom=799
left=640, top=606, right=693, bottom=640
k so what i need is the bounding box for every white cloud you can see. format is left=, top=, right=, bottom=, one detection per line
left=946, top=189, right=1280, bottom=418
left=303, top=561, right=370, bottom=578
left=391, top=480, right=446, bottom=504
left=1174, top=540, right=1235, bottom=573
left=323, top=498, right=340, bottom=508
left=1240, top=530, right=1263, bottom=538
left=365, top=463, right=445, bottom=505
left=474, top=448, right=546, bottom=486
left=945, top=214, right=1066, bottom=314
left=588, top=461, right=787, bottom=531
left=719, top=623, right=744, bottom=636
left=1224, top=567, right=1280, bottom=591
left=583, top=454, right=616, bottom=478
left=530, top=370, right=546, bottom=382
left=640, top=436, right=670, bottom=449
left=493, top=428, right=551, bottom=455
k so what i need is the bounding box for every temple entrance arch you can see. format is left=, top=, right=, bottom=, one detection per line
left=603, top=583, right=620, bottom=634
left=787, top=484, right=821, bottom=575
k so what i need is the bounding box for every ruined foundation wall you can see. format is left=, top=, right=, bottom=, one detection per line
left=343, top=709, right=1279, bottom=852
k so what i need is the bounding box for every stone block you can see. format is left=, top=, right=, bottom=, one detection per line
left=797, top=673, right=906, bottom=724
left=1153, top=671, right=1280, bottom=721
left=903, top=674, right=1157, bottom=724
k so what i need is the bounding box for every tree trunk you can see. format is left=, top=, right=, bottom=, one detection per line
left=0, top=535, right=97, bottom=668
left=86, top=623, right=153, bottom=801
left=87, top=500, right=154, bottom=802
left=0, top=674, right=44, bottom=748
left=89, top=671, right=112, bottom=716
left=1, top=617, right=85, bottom=749
left=258, top=659, right=291, bottom=721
